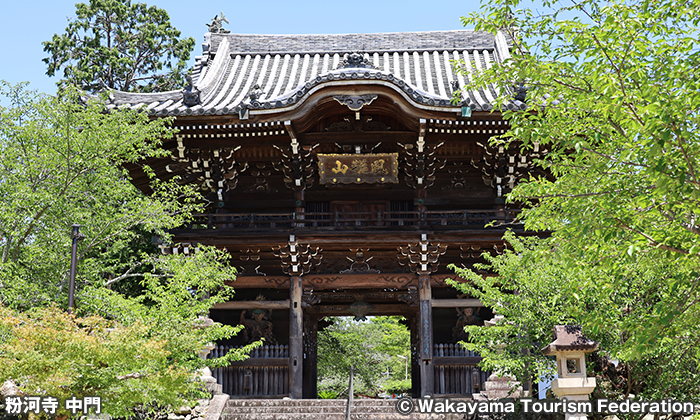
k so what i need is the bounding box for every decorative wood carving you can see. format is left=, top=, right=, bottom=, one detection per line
left=442, top=162, right=474, bottom=191
left=325, top=115, right=390, bottom=133
left=471, top=142, right=548, bottom=198
left=167, top=138, right=248, bottom=203
left=262, top=277, right=289, bottom=288
left=302, top=288, right=321, bottom=306
left=459, top=244, right=505, bottom=260
left=332, top=94, right=378, bottom=111
left=398, top=140, right=446, bottom=190
left=375, top=274, right=416, bottom=288
left=363, top=117, right=391, bottom=132
left=398, top=286, right=418, bottom=305
left=236, top=248, right=262, bottom=275
left=303, top=275, right=343, bottom=288
left=227, top=273, right=457, bottom=290
left=325, top=118, right=353, bottom=132
left=334, top=141, right=383, bottom=154
left=244, top=164, right=277, bottom=193
left=340, top=249, right=380, bottom=274
left=346, top=297, right=375, bottom=321
left=398, top=234, right=447, bottom=275
left=272, top=126, right=318, bottom=191
left=272, top=235, right=322, bottom=275
left=317, top=153, right=398, bottom=184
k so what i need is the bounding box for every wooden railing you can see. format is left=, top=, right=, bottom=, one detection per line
left=188, top=209, right=520, bottom=230
left=209, top=345, right=289, bottom=397
left=432, top=343, right=487, bottom=396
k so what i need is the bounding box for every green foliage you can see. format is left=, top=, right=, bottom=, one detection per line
left=382, top=379, right=411, bottom=395
left=317, top=390, right=340, bottom=399
left=317, top=316, right=410, bottom=396
left=0, top=298, right=252, bottom=416
left=0, top=82, right=200, bottom=310
left=0, top=82, right=252, bottom=416
left=43, top=0, right=195, bottom=93
left=79, top=246, right=254, bottom=370
left=450, top=232, right=700, bottom=401
left=0, top=305, right=196, bottom=419
left=452, top=0, right=700, bottom=404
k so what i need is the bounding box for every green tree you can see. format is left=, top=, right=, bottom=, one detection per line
left=450, top=0, right=700, bottom=405
left=43, top=0, right=195, bottom=93
left=0, top=82, right=254, bottom=416
left=0, top=82, right=197, bottom=309
left=317, top=316, right=410, bottom=396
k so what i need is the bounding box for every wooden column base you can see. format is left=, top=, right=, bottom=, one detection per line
left=289, top=276, right=303, bottom=398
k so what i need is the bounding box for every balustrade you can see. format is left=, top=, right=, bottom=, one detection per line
left=209, top=344, right=290, bottom=397
left=432, top=343, right=487, bottom=396
left=188, top=209, right=520, bottom=230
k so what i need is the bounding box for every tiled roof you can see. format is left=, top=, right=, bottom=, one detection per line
left=108, top=30, right=521, bottom=117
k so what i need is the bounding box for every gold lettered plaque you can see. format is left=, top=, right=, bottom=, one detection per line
left=318, top=153, right=399, bottom=184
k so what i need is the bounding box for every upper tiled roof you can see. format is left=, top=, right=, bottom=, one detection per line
left=208, top=31, right=497, bottom=54
left=108, top=30, right=521, bottom=117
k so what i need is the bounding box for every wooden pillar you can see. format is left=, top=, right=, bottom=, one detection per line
left=302, top=313, right=318, bottom=398
left=418, top=274, right=434, bottom=396
left=289, top=275, right=303, bottom=398
left=408, top=314, right=421, bottom=398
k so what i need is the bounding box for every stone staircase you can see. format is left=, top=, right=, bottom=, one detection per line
left=221, top=398, right=470, bottom=420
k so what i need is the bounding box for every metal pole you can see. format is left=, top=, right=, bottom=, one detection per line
left=405, top=356, right=408, bottom=381
left=345, top=365, right=354, bottom=420
left=68, top=224, right=83, bottom=313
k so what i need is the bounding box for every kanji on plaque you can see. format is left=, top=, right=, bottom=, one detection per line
left=318, top=153, right=398, bottom=184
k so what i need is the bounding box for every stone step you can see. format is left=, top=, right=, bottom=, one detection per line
left=222, top=414, right=463, bottom=420
left=224, top=406, right=399, bottom=414
left=221, top=398, right=474, bottom=420
left=225, top=398, right=398, bottom=406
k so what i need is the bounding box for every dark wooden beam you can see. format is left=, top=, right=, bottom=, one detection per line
left=212, top=300, right=290, bottom=310
left=300, top=131, right=416, bottom=144
left=305, top=304, right=417, bottom=316
left=227, top=273, right=463, bottom=290
left=431, top=299, right=484, bottom=308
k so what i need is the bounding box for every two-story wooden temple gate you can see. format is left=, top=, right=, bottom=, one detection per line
left=114, top=28, right=539, bottom=398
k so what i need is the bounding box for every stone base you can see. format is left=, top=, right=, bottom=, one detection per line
left=482, top=374, right=522, bottom=399
left=551, top=378, right=596, bottom=398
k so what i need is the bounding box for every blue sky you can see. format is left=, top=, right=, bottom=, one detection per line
left=1, top=0, right=497, bottom=94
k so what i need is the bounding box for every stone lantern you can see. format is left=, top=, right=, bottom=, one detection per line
left=192, top=316, right=222, bottom=396
left=542, top=325, right=598, bottom=420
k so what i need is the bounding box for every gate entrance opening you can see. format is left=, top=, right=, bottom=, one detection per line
left=316, top=316, right=412, bottom=399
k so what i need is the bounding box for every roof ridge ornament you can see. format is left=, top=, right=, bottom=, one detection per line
left=206, top=11, right=230, bottom=34
left=182, top=74, right=200, bottom=107
left=338, top=51, right=376, bottom=69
